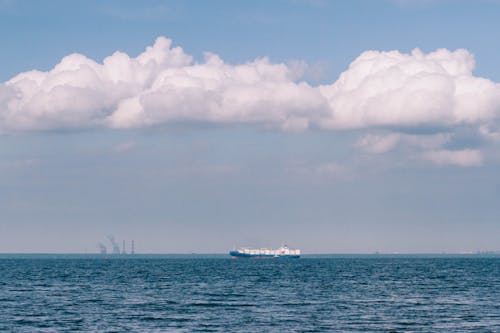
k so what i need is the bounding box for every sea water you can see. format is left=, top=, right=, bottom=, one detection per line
left=0, top=255, right=499, bottom=332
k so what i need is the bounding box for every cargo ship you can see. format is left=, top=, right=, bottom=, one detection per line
left=229, top=245, right=300, bottom=258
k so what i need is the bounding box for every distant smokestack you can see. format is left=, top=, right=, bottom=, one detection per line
left=122, top=240, right=126, bottom=254
left=98, top=243, right=107, bottom=255
left=107, top=235, right=120, bottom=254
left=131, top=240, right=135, bottom=255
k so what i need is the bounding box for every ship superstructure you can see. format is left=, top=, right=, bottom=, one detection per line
left=229, top=245, right=300, bottom=258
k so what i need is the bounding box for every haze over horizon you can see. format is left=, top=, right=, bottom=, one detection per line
left=1, top=0, right=500, bottom=254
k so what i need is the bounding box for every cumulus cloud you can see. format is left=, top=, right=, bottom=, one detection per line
left=2, top=36, right=500, bottom=133
left=1, top=37, right=326, bottom=131
left=2, top=37, right=193, bottom=130
left=420, top=149, right=483, bottom=167
left=2, top=37, right=500, bottom=167
left=319, top=48, right=500, bottom=129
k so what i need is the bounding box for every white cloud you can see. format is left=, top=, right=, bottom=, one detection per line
left=2, top=37, right=328, bottom=131
left=356, top=133, right=451, bottom=154
left=319, top=48, right=500, bottom=129
left=1, top=36, right=500, bottom=168
left=479, top=125, right=500, bottom=142
left=2, top=37, right=499, bottom=134
left=356, top=133, right=401, bottom=154
left=420, top=149, right=483, bottom=167
left=2, top=37, right=193, bottom=130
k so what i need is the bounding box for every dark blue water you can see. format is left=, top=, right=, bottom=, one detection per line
left=1, top=255, right=499, bottom=332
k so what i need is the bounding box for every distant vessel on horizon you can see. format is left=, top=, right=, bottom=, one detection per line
left=229, top=245, right=300, bottom=259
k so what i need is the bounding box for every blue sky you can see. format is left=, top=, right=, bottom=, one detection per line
left=1, top=0, right=500, bottom=253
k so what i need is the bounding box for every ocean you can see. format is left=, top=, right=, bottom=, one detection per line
left=0, top=254, right=499, bottom=332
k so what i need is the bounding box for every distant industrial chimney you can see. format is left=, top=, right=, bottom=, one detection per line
left=131, top=240, right=135, bottom=255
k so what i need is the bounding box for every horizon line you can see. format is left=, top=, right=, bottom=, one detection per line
left=0, top=252, right=499, bottom=256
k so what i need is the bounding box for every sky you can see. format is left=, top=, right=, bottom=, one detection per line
left=1, top=0, right=500, bottom=253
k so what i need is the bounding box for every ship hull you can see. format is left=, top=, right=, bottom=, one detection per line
left=229, top=250, right=300, bottom=259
